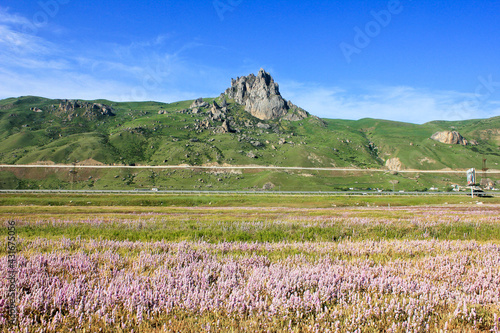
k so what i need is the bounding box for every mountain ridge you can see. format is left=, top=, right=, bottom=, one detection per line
left=0, top=69, right=499, bottom=176
left=1, top=93, right=499, bottom=190
left=1, top=95, right=498, bottom=164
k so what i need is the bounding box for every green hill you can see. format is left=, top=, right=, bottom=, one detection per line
left=0, top=95, right=498, bottom=191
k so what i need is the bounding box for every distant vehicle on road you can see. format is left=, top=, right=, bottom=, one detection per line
left=466, top=187, right=491, bottom=197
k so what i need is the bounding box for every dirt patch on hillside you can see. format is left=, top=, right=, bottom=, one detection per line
left=385, top=157, right=402, bottom=171
left=419, top=157, right=437, bottom=165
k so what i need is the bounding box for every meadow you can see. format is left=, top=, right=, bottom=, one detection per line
left=1, top=194, right=499, bottom=332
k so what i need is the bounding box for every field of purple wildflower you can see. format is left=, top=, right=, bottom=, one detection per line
left=1, top=204, right=500, bottom=332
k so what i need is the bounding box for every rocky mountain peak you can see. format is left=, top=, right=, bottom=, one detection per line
left=223, top=68, right=307, bottom=121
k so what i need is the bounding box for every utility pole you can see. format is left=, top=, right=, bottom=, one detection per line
left=389, top=180, right=398, bottom=193
left=69, top=162, right=77, bottom=190
left=481, top=158, right=488, bottom=187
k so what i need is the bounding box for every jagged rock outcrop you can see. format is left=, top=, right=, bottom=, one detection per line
left=256, top=122, right=271, bottom=129
left=282, top=101, right=308, bottom=121
left=219, top=120, right=232, bottom=133
left=469, top=139, right=479, bottom=145
left=262, top=182, right=275, bottom=190
left=190, top=97, right=208, bottom=109
left=209, top=101, right=225, bottom=121
left=55, top=100, right=114, bottom=120
left=223, top=68, right=308, bottom=121
left=251, top=140, right=264, bottom=147
left=220, top=97, right=227, bottom=108
left=430, top=131, right=475, bottom=145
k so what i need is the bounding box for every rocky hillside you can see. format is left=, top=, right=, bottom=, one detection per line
left=0, top=70, right=499, bottom=174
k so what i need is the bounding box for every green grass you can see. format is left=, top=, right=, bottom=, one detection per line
left=1, top=193, right=498, bottom=207
left=342, top=116, right=500, bottom=170
left=2, top=206, right=499, bottom=244
left=2, top=194, right=499, bottom=244
left=2, top=165, right=496, bottom=191
left=1, top=96, right=499, bottom=171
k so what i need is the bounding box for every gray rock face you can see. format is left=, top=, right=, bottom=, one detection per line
left=256, top=122, right=271, bottom=129
left=251, top=140, right=263, bottom=147
left=209, top=101, right=225, bottom=121
left=431, top=131, right=469, bottom=145
left=282, top=101, right=308, bottom=121
left=213, top=120, right=233, bottom=134
left=224, top=68, right=307, bottom=121
left=91, top=103, right=114, bottom=116
left=262, top=182, right=275, bottom=190
left=190, top=97, right=208, bottom=109
left=56, top=100, right=115, bottom=120
left=221, top=120, right=232, bottom=133
left=220, top=97, right=227, bottom=108
left=246, top=151, right=257, bottom=158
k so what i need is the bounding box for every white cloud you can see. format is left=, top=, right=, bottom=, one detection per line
left=0, top=8, right=65, bottom=72
left=0, top=7, right=31, bottom=26
left=0, top=24, right=53, bottom=55
left=1, top=7, right=497, bottom=123
left=280, top=81, right=498, bottom=124
left=0, top=8, right=217, bottom=103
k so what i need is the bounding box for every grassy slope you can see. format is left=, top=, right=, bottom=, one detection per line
left=0, top=167, right=474, bottom=191
left=0, top=96, right=499, bottom=190
left=1, top=95, right=499, bottom=169
left=342, top=117, right=500, bottom=170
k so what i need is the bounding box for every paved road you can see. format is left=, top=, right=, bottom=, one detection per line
left=1, top=164, right=499, bottom=174
left=0, top=189, right=495, bottom=196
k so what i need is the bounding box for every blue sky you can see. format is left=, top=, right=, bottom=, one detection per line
left=1, top=0, right=499, bottom=123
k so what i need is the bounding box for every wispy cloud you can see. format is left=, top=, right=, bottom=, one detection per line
left=0, top=67, right=128, bottom=100
left=0, top=7, right=65, bottom=74
left=1, top=7, right=497, bottom=123
left=0, top=24, right=52, bottom=55
left=0, top=7, right=31, bottom=26
left=0, top=7, right=219, bottom=102
left=281, top=81, right=499, bottom=124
